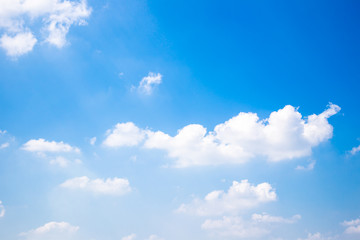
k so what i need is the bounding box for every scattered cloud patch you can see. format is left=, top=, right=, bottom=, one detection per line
left=89, top=137, right=96, bottom=145
left=0, top=0, right=91, bottom=56
left=251, top=213, right=301, bottom=224
left=22, top=138, right=80, bottom=153
left=144, top=104, right=340, bottom=167
left=0, top=32, right=37, bottom=57
left=103, top=122, right=146, bottom=147
left=60, top=176, right=131, bottom=195
left=297, top=232, right=333, bottom=240
left=138, top=72, right=162, bottom=95
left=348, top=145, right=360, bottom=156
left=0, top=200, right=5, bottom=217
left=121, top=234, right=164, bottom=240
left=296, top=161, right=316, bottom=171
left=177, top=179, right=276, bottom=216
left=19, top=221, right=79, bottom=240
left=122, top=234, right=137, bottom=240
left=0, top=142, right=9, bottom=149
left=343, top=218, right=360, bottom=234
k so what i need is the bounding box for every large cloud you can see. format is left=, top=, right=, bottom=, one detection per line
left=60, top=176, right=131, bottom=195
left=19, top=221, right=79, bottom=240
left=144, top=104, right=340, bottom=167
left=0, top=0, right=91, bottom=57
left=177, top=180, right=276, bottom=216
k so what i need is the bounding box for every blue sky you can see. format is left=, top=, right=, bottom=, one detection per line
left=0, top=0, right=360, bottom=240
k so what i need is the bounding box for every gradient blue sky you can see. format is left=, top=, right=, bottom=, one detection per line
left=0, top=0, right=360, bottom=240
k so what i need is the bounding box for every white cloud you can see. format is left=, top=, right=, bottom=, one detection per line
left=144, top=104, right=340, bottom=167
left=296, top=161, right=316, bottom=171
left=343, top=218, right=360, bottom=234
left=22, top=138, right=80, bottom=153
left=121, top=234, right=164, bottom=240
left=49, top=156, right=70, bottom=168
left=202, top=213, right=300, bottom=239
left=122, top=234, right=137, bottom=240
left=0, top=200, right=5, bottom=217
left=103, top=122, right=146, bottom=147
left=177, top=179, right=276, bottom=216
left=0, top=0, right=91, bottom=56
left=60, top=176, right=131, bottom=195
left=138, top=72, right=162, bottom=94
left=19, top=221, right=79, bottom=240
left=201, top=216, right=270, bottom=239
left=297, top=232, right=333, bottom=240
left=251, top=213, right=301, bottom=224
left=0, top=142, right=9, bottom=149
left=348, top=145, right=360, bottom=156
left=89, top=137, right=96, bottom=145
left=0, top=32, right=37, bottom=57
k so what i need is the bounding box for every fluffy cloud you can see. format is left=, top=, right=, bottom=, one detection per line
left=138, top=72, right=162, bottom=94
left=19, top=221, right=79, bottom=240
left=0, top=32, right=37, bottom=57
left=22, top=138, right=80, bottom=153
left=103, top=122, right=146, bottom=147
left=0, top=200, right=5, bottom=217
left=0, top=0, right=91, bottom=56
left=342, top=218, right=360, bottom=234
left=60, top=176, right=131, bottom=195
left=144, top=104, right=340, bottom=167
left=177, top=180, right=276, bottom=216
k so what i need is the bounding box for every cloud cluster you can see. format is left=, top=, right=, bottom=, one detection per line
left=20, top=221, right=79, bottom=240
left=343, top=218, right=360, bottom=234
left=177, top=180, right=276, bottom=216
left=60, top=176, right=131, bottom=195
left=103, top=104, right=340, bottom=167
left=0, top=0, right=91, bottom=57
left=22, top=138, right=80, bottom=153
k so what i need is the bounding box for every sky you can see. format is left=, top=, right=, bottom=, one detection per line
left=0, top=0, right=360, bottom=240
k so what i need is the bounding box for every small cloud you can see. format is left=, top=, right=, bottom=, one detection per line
left=0, top=142, right=9, bottom=149
left=296, top=160, right=316, bottom=171
left=0, top=32, right=37, bottom=58
left=122, top=234, right=136, bottom=240
left=60, top=176, right=131, bottom=195
left=0, top=201, right=5, bottom=217
left=49, top=156, right=69, bottom=168
left=138, top=72, right=162, bottom=95
left=90, top=137, right=96, bottom=145
left=103, top=122, right=146, bottom=148
left=342, top=218, right=360, bottom=234
left=348, top=144, right=360, bottom=156
left=19, top=221, right=79, bottom=240
left=22, top=138, right=80, bottom=153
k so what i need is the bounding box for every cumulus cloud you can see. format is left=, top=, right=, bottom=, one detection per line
left=177, top=180, right=276, bottom=216
left=144, top=104, right=340, bottom=167
left=60, top=176, right=131, bottom=195
left=0, top=200, right=5, bottom=217
left=342, top=218, right=360, bottom=234
left=0, top=0, right=91, bottom=56
left=22, top=138, right=80, bottom=153
left=138, top=72, right=162, bottom=94
left=19, top=221, right=79, bottom=240
left=0, top=32, right=37, bottom=57
left=103, top=122, right=146, bottom=147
